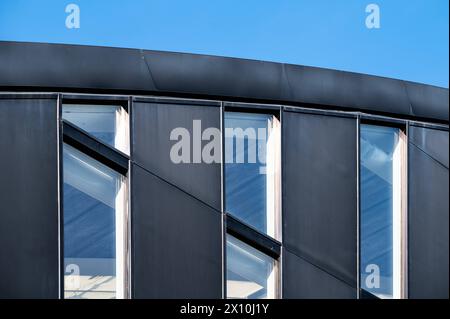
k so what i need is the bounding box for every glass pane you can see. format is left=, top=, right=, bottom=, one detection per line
left=226, top=235, right=277, bottom=299
left=225, top=112, right=280, bottom=238
left=62, top=104, right=129, bottom=154
left=63, top=144, right=125, bottom=299
left=360, top=125, right=401, bottom=299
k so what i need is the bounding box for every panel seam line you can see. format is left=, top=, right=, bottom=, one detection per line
left=409, top=141, right=449, bottom=170
left=284, top=247, right=357, bottom=290
left=132, top=161, right=222, bottom=215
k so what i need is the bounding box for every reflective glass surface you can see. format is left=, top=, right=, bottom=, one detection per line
left=62, top=104, right=128, bottom=154
left=63, top=144, right=125, bottom=299
left=226, top=235, right=277, bottom=299
left=225, top=112, right=279, bottom=237
left=360, top=125, right=401, bottom=299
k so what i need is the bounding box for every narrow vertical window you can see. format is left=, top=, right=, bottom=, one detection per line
left=360, top=124, right=407, bottom=299
left=61, top=100, right=130, bottom=299
left=226, top=235, right=278, bottom=299
left=224, top=110, right=281, bottom=299
left=225, top=112, right=281, bottom=239
left=63, top=144, right=128, bottom=299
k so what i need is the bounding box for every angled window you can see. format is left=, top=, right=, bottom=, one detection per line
left=360, top=124, right=407, bottom=299
left=62, top=104, right=129, bottom=154
left=226, top=235, right=278, bottom=299
left=225, top=112, right=281, bottom=239
left=63, top=144, right=128, bottom=299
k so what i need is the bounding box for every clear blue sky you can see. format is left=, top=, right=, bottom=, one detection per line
left=0, top=0, right=448, bottom=88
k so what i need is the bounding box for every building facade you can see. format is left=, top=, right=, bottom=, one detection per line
left=0, top=41, right=448, bottom=299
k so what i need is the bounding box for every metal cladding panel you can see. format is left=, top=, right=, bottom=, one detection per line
left=131, top=164, right=222, bottom=299
left=405, top=82, right=449, bottom=122
left=132, top=100, right=221, bottom=210
left=0, top=41, right=448, bottom=122
left=0, top=42, right=154, bottom=91
left=282, top=249, right=357, bottom=299
left=410, top=126, right=449, bottom=168
left=0, top=96, right=59, bottom=298
left=282, top=110, right=357, bottom=287
left=408, top=127, right=449, bottom=299
left=142, top=50, right=285, bottom=99
left=284, top=64, right=412, bottom=116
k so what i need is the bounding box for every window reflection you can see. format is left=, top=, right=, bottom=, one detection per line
left=360, top=124, right=405, bottom=299
left=225, top=112, right=280, bottom=238
left=62, top=104, right=129, bottom=154
left=226, top=235, right=277, bottom=299
left=63, top=144, right=127, bottom=299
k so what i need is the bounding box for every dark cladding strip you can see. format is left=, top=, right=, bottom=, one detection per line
left=0, top=41, right=448, bottom=123
left=359, top=289, right=380, bottom=299
left=226, top=214, right=281, bottom=259
left=62, top=120, right=129, bottom=175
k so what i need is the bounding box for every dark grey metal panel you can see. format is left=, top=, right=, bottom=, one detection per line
left=0, top=42, right=154, bottom=91
left=409, top=125, right=449, bottom=168
left=0, top=97, right=59, bottom=298
left=408, top=128, right=449, bottom=299
left=405, top=82, right=449, bottom=122
left=0, top=41, right=448, bottom=122
left=132, top=100, right=221, bottom=210
left=131, top=164, right=222, bottom=299
left=282, top=111, right=357, bottom=287
left=142, top=50, right=285, bottom=100
left=284, top=64, right=412, bottom=116
left=283, top=249, right=357, bottom=299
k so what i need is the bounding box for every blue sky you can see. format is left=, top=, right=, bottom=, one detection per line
left=0, top=0, right=448, bottom=88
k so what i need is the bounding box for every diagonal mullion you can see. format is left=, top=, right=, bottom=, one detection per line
left=62, top=120, right=129, bottom=175
left=226, top=213, right=281, bottom=259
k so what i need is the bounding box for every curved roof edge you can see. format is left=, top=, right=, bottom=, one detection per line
left=0, top=41, right=448, bottom=123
